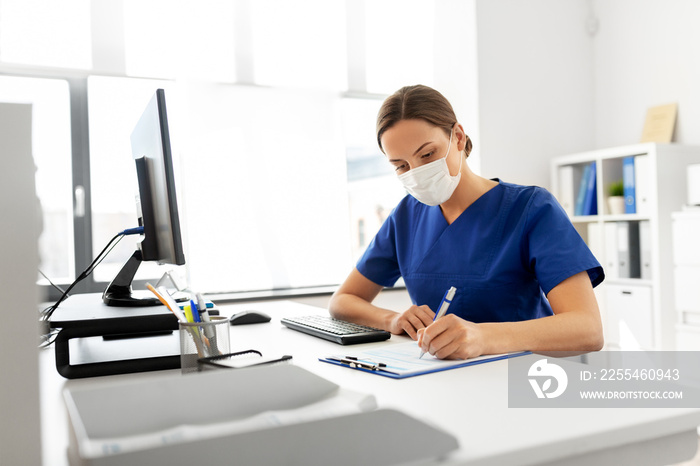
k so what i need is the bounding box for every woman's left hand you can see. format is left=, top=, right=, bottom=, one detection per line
left=417, top=314, right=485, bottom=360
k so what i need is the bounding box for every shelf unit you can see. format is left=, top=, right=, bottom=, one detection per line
left=551, top=143, right=700, bottom=350
left=673, top=210, right=700, bottom=350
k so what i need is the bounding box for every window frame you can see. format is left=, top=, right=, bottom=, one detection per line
left=0, top=70, right=86, bottom=300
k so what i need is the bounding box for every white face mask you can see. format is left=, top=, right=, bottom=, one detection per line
left=397, top=129, right=461, bottom=206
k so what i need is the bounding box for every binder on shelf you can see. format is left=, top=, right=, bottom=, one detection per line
left=623, top=156, right=636, bottom=214
left=639, top=220, right=652, bottom=279
left=604, top=222, right=620, bottom=280
left=574, top=163, right=591, bottom=216
left=582, top=161, right=598, bottom=216
left=628, top=221, right=642, bottom=279
left=617, top=222, right=631, bottom=278
left=617, top=221, right=641, bottom=279
left=558, top=165, right=576, bottom=216
left=586, top=222, right=604, bottom=264
left=634, top=155, right=651, bottom=215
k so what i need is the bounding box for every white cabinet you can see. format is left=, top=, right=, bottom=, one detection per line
left=551, top=143, right=700, bottom=350
left=677, top=326, right=700, bottom=351
left=674, top=266, right=700, bottom=319
left=604, top=284, right=653, bottom=349
left=672, top=210, right=700, bottom=349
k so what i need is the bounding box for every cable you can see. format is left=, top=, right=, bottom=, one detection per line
left=40, top=232, right=122, bottom=321
left=38, top=269, right=66, bottom=295
left=39, top=227, right=143, bottom=348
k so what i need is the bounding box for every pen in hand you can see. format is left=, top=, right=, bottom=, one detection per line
left=418, top=286, right=457, bottom=359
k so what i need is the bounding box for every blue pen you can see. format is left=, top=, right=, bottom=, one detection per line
left=190, top=298, right=214, bottom=354
left=190, top=299, right=201, bottom=323
left=419, top=286, right=457, bottom=359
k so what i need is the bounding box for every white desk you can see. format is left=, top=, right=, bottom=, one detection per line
left=41, top=300, right=700, bottom=465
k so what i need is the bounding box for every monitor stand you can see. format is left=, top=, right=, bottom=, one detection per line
left=103, top=249, right=188, bottom=306
left=50, top=293, right=181, bottom=379
left=49, top=293, right=220, bottom=379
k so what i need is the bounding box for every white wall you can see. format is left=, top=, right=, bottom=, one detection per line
left=475, top=0, right=595, bottom=189
left=434, top=0, right=482, bottom=175
left=474, top=0, right=700, bottom=189
left=593, top=0, right=700, bottom=148
left=0, top=103, right=42, bottom=465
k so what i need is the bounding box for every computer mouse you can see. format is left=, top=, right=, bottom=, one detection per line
left=229, top=310, right=272, bottom=325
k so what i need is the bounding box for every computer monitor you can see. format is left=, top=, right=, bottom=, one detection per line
left=102, top=89, right=187, bottom=307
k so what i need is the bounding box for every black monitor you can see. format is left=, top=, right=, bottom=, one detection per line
left=103, top=89, right=187, bottom=307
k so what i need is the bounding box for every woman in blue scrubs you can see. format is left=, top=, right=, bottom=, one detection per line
left=329, top=85, right=604, bottom=360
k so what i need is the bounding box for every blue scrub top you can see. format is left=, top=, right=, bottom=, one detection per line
left=356, top=180, right=604, bottom=323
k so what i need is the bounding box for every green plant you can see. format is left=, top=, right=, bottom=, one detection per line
left=608, top=180, right=624, bottom=197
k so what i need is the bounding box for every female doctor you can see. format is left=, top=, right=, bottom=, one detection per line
left=329, top=84, right=605, bottom=360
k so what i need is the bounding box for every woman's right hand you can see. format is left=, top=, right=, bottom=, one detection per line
left=388, top=305, right=436, bottom=340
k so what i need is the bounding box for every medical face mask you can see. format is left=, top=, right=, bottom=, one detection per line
left=397, top=130, right=461, bottom=206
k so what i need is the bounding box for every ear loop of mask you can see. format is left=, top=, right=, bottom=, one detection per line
left=447, top=125, right=462, bottom=177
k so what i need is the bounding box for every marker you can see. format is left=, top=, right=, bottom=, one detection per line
left=419, top=286, right=457, bottom=359
left=184, top=304, right=195, bottom=323
left=196, top=293, right=209, bottom=320
left=196, top=292, right=219, bottom=354
left=196, top=293, right=214, bottom=333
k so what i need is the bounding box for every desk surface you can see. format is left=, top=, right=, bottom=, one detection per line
left=40, top=300, right=700, bottom=466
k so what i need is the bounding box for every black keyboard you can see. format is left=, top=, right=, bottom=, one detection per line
left=280, top=315, right=391, bottom=345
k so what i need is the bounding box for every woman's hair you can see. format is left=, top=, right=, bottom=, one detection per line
left=376, top=84, right=472, bottom=158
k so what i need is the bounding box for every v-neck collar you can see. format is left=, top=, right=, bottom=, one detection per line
left=436, top=178, right=502, bottom=227
left=409, top=180, right=505, bottom=274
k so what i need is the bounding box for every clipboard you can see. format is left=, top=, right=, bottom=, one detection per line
left=320, top=341, right=529, bottom=379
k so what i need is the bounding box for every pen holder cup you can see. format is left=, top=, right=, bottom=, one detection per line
left=179, top=316, right=230, bottom=374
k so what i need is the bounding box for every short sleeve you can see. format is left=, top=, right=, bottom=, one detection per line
left=524, top=188, right=604, bottom=294
left=356, top=214, right=402, bottom=287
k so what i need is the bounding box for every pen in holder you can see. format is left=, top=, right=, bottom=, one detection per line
left=179, top=316, right=230, bottom=374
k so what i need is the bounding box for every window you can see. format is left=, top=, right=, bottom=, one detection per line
left=364, top=0, right=435, bottom=94
left=0, top=76, right=74, bottom=282
left=250, top=0, right=347, bottom=91
left=0, top=1, right=477, bottom=298
left=0, top=0, right=91, bottom=69
left=341, top=97, right=406, bottom=263
left=123, top=0, right=237, bottom=81
left=181, top=84, right=353, bottom=293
